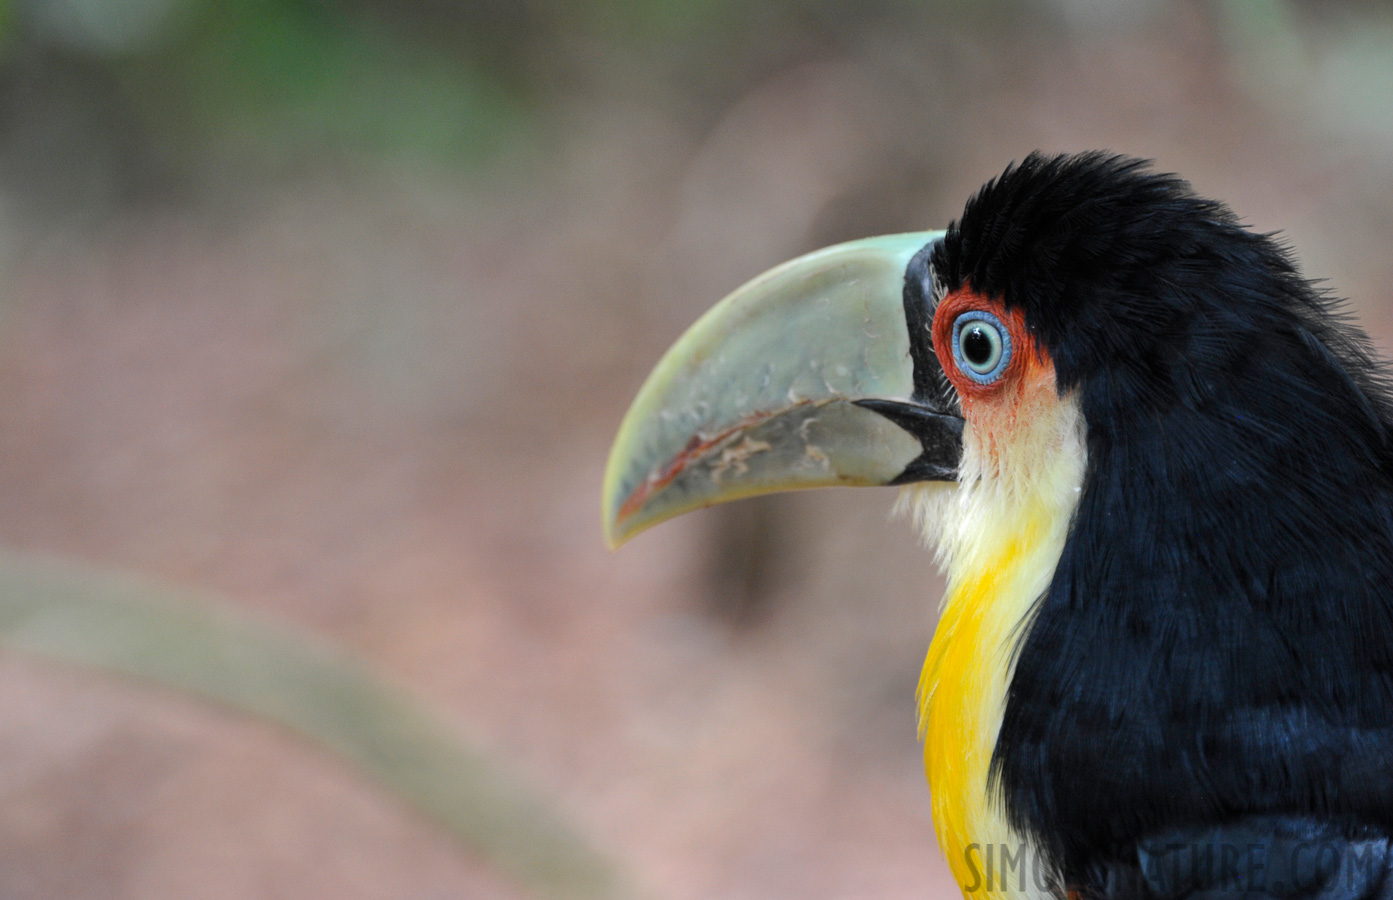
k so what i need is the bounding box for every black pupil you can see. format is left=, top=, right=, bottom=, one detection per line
left=962, top=325, right=995, bottom=366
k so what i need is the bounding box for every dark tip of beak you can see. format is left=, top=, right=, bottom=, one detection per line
left=854, top=399, right=962, bottom=484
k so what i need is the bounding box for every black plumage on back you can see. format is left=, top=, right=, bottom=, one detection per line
left=932, top=152, right=1393, bottom=894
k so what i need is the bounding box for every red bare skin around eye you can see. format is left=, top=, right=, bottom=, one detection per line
left=931, top=287, right=1058, bottom=469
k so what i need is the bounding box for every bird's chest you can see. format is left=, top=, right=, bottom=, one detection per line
left=919, top=508, right=1069, bottom=900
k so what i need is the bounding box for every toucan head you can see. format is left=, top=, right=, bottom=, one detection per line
left=602, top=151, right=1391, bottom=574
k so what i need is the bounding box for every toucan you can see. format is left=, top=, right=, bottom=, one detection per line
left=601, top=152, right=1393, bottom=900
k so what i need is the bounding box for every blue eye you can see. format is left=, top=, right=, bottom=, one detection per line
left=951, top=311, right=1011, bottom=383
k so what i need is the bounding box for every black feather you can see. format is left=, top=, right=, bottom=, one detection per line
left=932, top=152, right=1393, bottom=888
left=1090, top=816, right=1393, bottom=900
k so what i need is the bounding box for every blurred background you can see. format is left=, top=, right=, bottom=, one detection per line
left=0, top=0, right=1390, bottom=897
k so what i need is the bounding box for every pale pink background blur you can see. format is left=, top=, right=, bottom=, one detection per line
left=0, top=2, right=1391, bottom=898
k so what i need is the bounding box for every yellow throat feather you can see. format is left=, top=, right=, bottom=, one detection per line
left=900, top=389, right=1086, bottom=899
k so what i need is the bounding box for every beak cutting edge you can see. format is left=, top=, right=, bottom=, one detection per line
left=602, top=231, right=962, bottom=549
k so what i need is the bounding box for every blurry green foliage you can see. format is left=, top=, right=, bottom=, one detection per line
left=115, top=0, right=532, bottom=169
left=4, top=0, right=1038, bottom=184
left=0, top=0, right=1386, bottom=188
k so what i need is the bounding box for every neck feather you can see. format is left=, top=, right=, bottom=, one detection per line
left=898, top=390, right=1086, bottom=898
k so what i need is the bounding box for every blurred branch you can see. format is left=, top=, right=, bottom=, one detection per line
left=0, top=551, right=639, bottom=900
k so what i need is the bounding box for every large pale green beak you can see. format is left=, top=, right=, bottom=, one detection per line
left=602, top=232, right=962, bottom=549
